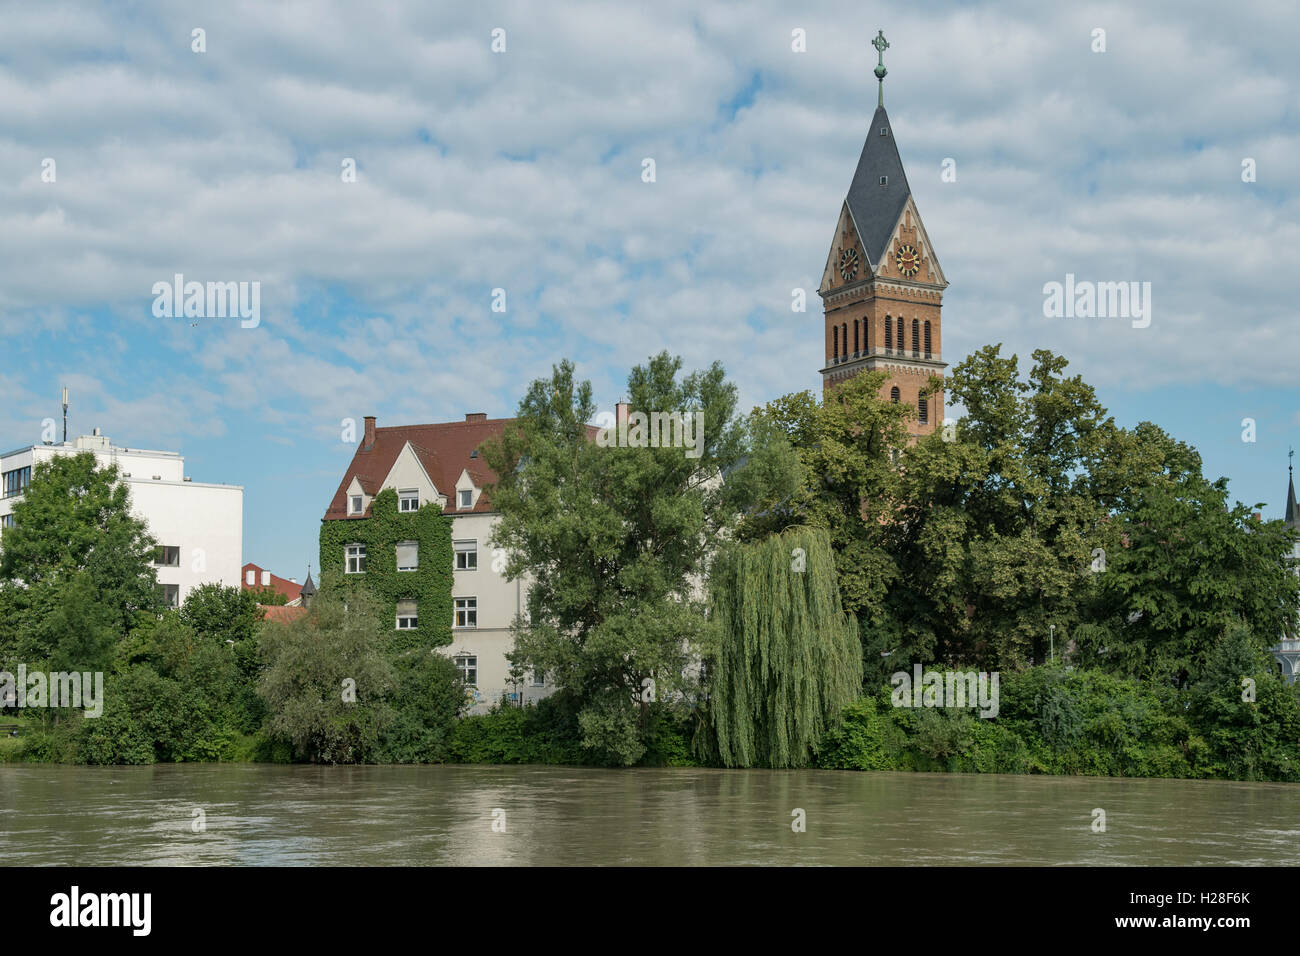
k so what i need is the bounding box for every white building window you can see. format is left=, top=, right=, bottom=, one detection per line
left=346, top=544, right=367, bottom=574
left=399, top=489, right=419, bottom=512
left=396, top=540, right=418, bottom=572
left=454, top=540, right=478, bottom=571
left=245, top=568, right=255, bottom=586
left=396, top=600, right=418, bottom=630
left=458, top=489, right=473, bottom=509
left=454, top=655, right=478, bottom=686
left=350, top=495, right=363, bottom=514
left=532, top=670, right=546, bottom=688
left=455, top=597, right=477, bottom=628
left=154, top=546, right=180, bottom=567
left=161, top=584, right=180, bottom=608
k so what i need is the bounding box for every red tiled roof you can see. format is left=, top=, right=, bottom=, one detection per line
left=323, top=417, right=514, bottom=521
left=260, top=604, right=308, bottom=624
left=241, top=562, right=303, bottom=603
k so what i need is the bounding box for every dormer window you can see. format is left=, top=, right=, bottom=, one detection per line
left=350, top=495, right=363, bottom=514
left=459, top=489, right=473, bottom=509
left=879, top=176, right=888, bottom=186
left=880, top=127, right=888, bottom=136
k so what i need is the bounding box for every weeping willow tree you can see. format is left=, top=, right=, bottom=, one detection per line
left=706, top=526, right=862, bottom=768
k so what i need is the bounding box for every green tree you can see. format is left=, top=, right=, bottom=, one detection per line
left=0, top=453, right=158, bottom=674
left=706, top=526, right=862, bottom=767
left=257, top=585, right=396, bottom=763
left=481, top=352, right=745, bottom=765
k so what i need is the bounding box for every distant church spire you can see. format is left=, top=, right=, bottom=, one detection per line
left=1288, top=448, right=1298, bottom=526
left=872, top=30, right=890, bottom=108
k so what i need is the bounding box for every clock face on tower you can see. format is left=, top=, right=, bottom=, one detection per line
left=839, top=248, right=859, bottom=281
left=896, top=243, right=921, bottom=278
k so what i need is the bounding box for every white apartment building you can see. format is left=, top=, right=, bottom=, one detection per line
left=323, top=414, right=542, bottom=715
left=0, top=430, right=243, bottom=607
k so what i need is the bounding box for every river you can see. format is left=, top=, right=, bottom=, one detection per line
left=1, top=764, right=1295, bottom=865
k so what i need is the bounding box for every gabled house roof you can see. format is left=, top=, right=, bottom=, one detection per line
left=241, top=562, right=303, bottom=603
left=324, top=415, right=512, bottom=520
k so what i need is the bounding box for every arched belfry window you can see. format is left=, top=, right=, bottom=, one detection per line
left=885, top=316, right=893, bottom=352
left=918, top=392, right=929, bottom=425
left=924, top=321, right=932, bottom=358
left=853, top=320, right=859, bottom=355
left=832, top=325, right=839, bottom=361
left=842, top=323, right=848, bottom=361
left=890, top=386, right=900, bottom=403
left=911, top=319, right=920, bottom=356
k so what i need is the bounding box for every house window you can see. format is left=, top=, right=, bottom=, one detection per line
left=2, top=467, right=31, bottom=499
left=161, top=584, right=180, bottom=608
left=455, top=540, right=478, bottom=571
left=454, top=655, right=478, bottom=686
left=245, top=569, right=255, bottom=586
left=0, top=514, right=13, bottom=531
left=154, top=545, right=181, bottom=567
left=396, top=540, right=418, bottom=571
left=396, top=600, right=418, bottom=630
left=346, top=544, right=367, bottom=574
left=350, top=495, right=363, bottom=514
left=455, top=597, right=477, bottom=628
left=458, top=489, right=473, bottom=509
left=399, top=489, right=419, bottom=512
left=532, top=670, right=546, bottom=688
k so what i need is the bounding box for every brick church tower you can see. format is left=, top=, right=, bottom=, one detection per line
left=818, top=32, right=946, bottom=439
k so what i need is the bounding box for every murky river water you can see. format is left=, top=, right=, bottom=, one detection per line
left=1, top=764, right=1296, bottom=865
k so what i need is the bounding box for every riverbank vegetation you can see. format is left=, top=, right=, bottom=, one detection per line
left=2, top=346, right=1297, bottom=780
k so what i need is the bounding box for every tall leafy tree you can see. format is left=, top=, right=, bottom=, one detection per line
left=706, top=526, right=862, bottom=767
left=481, top=352, right=745, bottom=765
left=0, top=453, right=158, bottom=671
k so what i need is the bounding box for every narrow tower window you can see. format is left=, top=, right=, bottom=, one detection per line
left=911, top=319, right=920, bottom=356
left=918, top=393, right=929, bottom=425
left=924, top=321, right=932, bottom=358
left=890, top=386, right=900, bottom=403
left=832, top=325, right=838, bottom=361
left=853, top=320, right=859, bottom=355
left=885, top=316, right=893, bottom=352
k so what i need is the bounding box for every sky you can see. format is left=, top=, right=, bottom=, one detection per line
left=1, top=0, right=1297, bottom=580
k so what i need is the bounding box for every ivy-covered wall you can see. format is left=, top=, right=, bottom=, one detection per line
left=318, top=488, right=454, bottom=651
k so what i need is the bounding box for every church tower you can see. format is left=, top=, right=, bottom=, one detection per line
left=818, top=31, right=947, bottom=439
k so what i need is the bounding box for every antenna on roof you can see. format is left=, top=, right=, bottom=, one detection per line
left=61, top=386, right=68, bottom=443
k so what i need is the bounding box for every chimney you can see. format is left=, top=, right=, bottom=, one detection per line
left=363, top=415, right=376, bottom=449
left=465, top=412, right=487, bottom=423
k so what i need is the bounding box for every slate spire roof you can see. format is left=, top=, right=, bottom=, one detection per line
left=845, top=105, right=912, bottom=269
left=1287, top=468, right=1298, bottom=527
